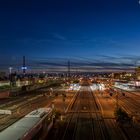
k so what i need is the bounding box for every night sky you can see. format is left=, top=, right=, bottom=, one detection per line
left=0, top=0, right=140, bottom=72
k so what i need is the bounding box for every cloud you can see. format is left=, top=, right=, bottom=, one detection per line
left=0, top=54, right=138, bottom=72
left=52, top=33, right=66, bottom=40
left=25, top=55, right=137, bottom=72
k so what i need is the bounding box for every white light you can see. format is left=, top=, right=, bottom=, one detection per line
left=21, top=66, right=27, bottom=70
left=9, top=67, right=13, bottom=74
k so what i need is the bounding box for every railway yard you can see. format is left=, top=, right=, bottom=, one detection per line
left=46, top=81, right=140, bottom=140
left=1, top=0, right=140, bottom=139
left=1, top=79, right=140, bottom=140
left=0, top=87, right=63, bottom=131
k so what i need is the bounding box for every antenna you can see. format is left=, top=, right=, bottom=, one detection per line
left=22, top=56, right=27, bottom=74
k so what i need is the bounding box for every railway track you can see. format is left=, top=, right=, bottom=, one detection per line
left=60, top=86, right=112, bottom=140
left=0, top=86, right=60, bottom=109
left=105, top=87, right=140, bottom=139
left=61, top=90, right=81, bottom=140
left=111, top=88, right=140, bottom=114
left=89, top=87, right=111, bottom=140
left=46, top=84, right=136, bottom=140
left=0, top=93, right=54, bottom=131
left=93, top=86, right=131, bottom=140
left=72, top=88, right=94, bottom=140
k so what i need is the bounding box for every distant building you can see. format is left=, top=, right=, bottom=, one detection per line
left=0, top=72, right=6, bottom=80
left=135, top=67, right=140, bottom=80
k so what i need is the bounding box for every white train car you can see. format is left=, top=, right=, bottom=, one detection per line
left=0, top=107, right=53, bottom=140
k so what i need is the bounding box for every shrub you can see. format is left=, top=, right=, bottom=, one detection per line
left=114, top=107, right=130, bottom=122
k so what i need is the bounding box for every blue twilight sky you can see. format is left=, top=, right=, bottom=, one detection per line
left=0, top=0, right=140, bottom=72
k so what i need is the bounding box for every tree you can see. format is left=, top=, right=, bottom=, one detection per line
left=114, top=107, right=131, bottom=123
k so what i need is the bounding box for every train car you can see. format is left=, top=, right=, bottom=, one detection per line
left=0, top=107, right=53, bottom=140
